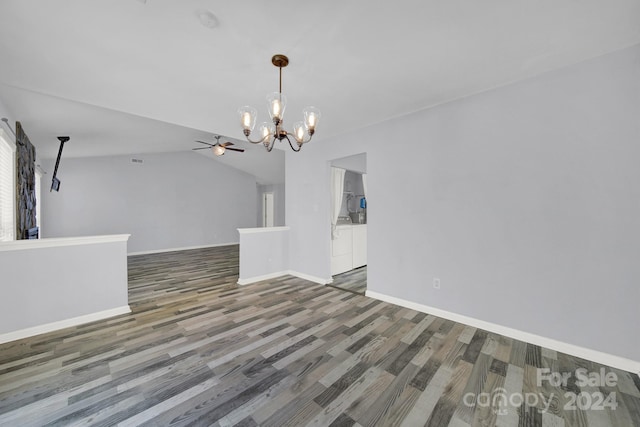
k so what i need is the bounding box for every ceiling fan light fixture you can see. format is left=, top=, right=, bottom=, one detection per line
left=212, top=144, right=225, bottom=156
left=193, top=135, right=244, bottom=155
left=238, top=54, right=320, bottom=152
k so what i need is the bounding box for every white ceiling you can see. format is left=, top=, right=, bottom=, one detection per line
left=1, top=0, right=639, bottom=183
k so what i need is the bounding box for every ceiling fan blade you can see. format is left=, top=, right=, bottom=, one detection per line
left=226, top=147, right=245, bottom=152
left=221, top=142, right=235, bottom=147
left=192, top=147, right=211, bottom=150
left=195, top=140, right=214, bottom=146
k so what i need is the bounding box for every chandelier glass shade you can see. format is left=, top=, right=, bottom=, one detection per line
left=238, top=55, right=320, bottom=152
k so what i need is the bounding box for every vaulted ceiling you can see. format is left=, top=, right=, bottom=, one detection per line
left=1, top=0, right=639, bottom=183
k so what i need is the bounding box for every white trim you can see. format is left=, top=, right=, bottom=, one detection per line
left=0, top=234, right=130, bottom=252
left=287, top=270, right=333, bottom=285
left=0, top=128, right=16, bottom=242
left=238, top=270, right=333, bottom=286
left=237, top=226, right=290, bottom=234
left=34, top=165, right=43, bottom=236
left=366, top=290, right=640, bottom=375
left=237, top=271, right=289, bottom=285
left=0, top=305, right=131, bottom=344
left=128, top=241, right=238, bottom=256
left=262, top=191, right=275, bottom=228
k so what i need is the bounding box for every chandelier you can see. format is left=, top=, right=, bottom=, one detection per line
left=238, top=54, right=321, bottom=152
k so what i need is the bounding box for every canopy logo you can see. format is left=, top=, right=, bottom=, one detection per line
left=463, top=368, right=619, bottom=415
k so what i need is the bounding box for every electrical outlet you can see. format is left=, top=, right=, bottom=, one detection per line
left=433, top=278, right=441, bottom=289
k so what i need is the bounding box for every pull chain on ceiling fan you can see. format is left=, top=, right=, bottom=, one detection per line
left=192, top=135, right=245, bottom=156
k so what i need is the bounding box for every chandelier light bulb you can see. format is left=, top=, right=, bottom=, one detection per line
left=272, top=101, right=280, bottom=118
left=293, top=121, right=307, bottom=143
left=266, top=92, right=287, bottom=123
left=303, top=107, right=321, bottom=133
left=238, top=106, right=257, bottom=132
left=259, top=122, right=274, bottom=140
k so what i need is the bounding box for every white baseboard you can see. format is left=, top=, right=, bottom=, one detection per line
left=366, top=290, right=640, bottom=375
left=287, top=270, right=333, bottom=285
left=238, top=270, right=333, bottom=286
left=0, top=305, right=131, bottom=345
left=128, top=242, right=238, bottom=256
left=238, top=271, right=289, bottom=285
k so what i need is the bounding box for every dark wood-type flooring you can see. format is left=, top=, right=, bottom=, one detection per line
left=1, top=245, right=639, bottom=426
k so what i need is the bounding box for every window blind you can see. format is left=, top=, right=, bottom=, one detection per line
left=0, top=129, right=15, bottom=241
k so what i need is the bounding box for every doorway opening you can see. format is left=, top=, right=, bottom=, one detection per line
left=329, top=153, right=367, bottom=294
left=262, top=192, right=274, bottom=227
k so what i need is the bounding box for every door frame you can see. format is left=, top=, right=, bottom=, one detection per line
left=262, top=191, right=275, bottom=227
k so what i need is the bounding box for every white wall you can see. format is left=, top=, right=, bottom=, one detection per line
left=286, top=44, right=640, bottom=362
left=40, top=151, right=258, bottom=253
left=0, top=235, right=129, bottom=340
left=238, top=227, right=289, bottom=284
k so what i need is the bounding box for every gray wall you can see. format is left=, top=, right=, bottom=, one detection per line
left=286, top=44, right=640, bottom=361
left=257, top=183, right=285, bottom=227
left=40, top=151, right=258, bottom=253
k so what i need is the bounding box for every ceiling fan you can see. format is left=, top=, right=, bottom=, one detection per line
left=192, top=135, right=245, bottom=156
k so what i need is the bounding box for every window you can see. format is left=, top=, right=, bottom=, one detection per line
left=0, top=129, right=15, bottom=241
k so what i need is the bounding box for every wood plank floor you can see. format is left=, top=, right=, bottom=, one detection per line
left=1, top=245, right=639, bottom=426
left=330, top=266, right=367, bottom=295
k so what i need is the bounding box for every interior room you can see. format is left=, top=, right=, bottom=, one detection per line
left=0, top=2, right=639, bottom=426
left=329, top=153, right=368, bottom=294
